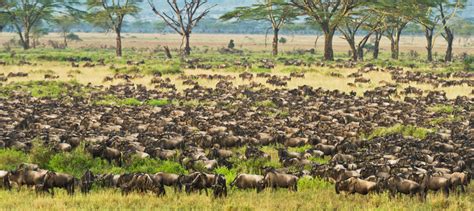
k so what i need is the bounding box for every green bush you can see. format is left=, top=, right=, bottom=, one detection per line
left=0, top=149, right=28, bottom=170
left=463, top=55, right=473, bottom=71
left=47, top=146, right=114, bottom=177
left=231, top=157, right=281, bottom=175
left=29, top=140, right=54, bottom=169
left=215, top=166, right=237, bottom=186
left=125, top=156, right=186, bottom=174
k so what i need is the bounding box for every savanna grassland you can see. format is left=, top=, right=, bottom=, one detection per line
left=0, top=32, right=473, bottom=210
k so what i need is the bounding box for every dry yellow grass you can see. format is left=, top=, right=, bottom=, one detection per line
left=0, top=32, right=473, bottom=53
left=1, top=62, right=471, bottom=99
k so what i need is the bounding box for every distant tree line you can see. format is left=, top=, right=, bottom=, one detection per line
left=0, top=0, right=471, bottom=60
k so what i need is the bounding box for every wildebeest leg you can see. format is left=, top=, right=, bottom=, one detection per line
left=443, top=186, right=449, bottom=198
left=205, top=188, right=208, bottom=196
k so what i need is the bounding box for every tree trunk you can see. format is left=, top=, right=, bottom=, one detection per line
left=63, top=32, right=68, bottom=48
left=349, top=40, right=357, bottom=61
left=23, top=33, right=30, bottom=50
left=116, top=30, right=122, bottom=57
left=425, top=27, right=434, bottom=62
left=184, top=33, right=191, bottom=56
left=373, top=31, right=382, bottom=59
left=323, top=29, right=335, bottom=61
left=314, top=35, right=320, bottom=50
left=357, top=47, right=364, bottom=61
left=444, top=28, right=453, bottom=62
left=164, top=46, right=172, bottom=59
left=272, top=28, right=279, bottom=56
left=356, top=33, right=371, bottom=62
left=390, top=32, right=401, bottom=60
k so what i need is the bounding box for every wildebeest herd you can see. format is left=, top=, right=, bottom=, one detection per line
left=0, top=62, right=472, bottom=201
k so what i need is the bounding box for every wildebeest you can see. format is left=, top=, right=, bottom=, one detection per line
left=153, top=172, right=182, bottom=193
left=0, top=170, right=11, bottom=190
left=336, top=177, right=378, bottom=195
left=184, top=172, right=216, bottom=196
left=8, top=168, right=48, bottom=190
left=80, top=170, right=95, bottom=194
left=262, top=167, right=298, bottom=191
left=384, top=174, right=424, bottom=199
left=87, top=144, right=122, bottom=166
left=230, top=173, right=265, bottom=192
left=42, top=171, right=76, bottom=196
left=212, top=174, right=227, bottom=198
left=421, top=171, right=451, bottom=198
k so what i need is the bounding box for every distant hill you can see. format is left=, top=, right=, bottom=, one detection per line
left=141, top=0, right=474, bottom=20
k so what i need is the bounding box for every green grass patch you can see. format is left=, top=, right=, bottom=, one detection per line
left=308, top=156, right=330, bottom=164
left=427, top=115, right=461, bottom=126
left=147, top=99, right=171, bottom=107
left=364, top=124, right=434, bottom=140
left=0, top=80, right=89, bottom=99
left=94, top=96, right=143, bottom=106
left=428, top=104, right=460, bottom=114
left=288, top=145, right=312, bottom=153
left=254, top=100, right=277, bottom=108
left=250, top=67, right=271, bottom=73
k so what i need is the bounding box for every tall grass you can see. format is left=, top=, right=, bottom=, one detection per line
left=0, top=182, right=471, bottom=210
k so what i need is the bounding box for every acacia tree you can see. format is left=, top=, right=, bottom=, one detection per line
left=53, top=15, right=78, bottom=48
left=371, top=28, right=383, bottom=59
left=290, top=0, right=361, bottom=61
left=374, top=0, right=426, bottom=60
left=0, top=0, right=60, bottom=50
left=220, top=0, right=298, bottom=56
left=417, top=2, right=440, bottom=62
left=149, top=0, right=215, bottom=56
left=86, top=0, right=142, bottom=57
left=435, top=0, right=466, bottom=62
left=337, top=8, right=380, bottom=61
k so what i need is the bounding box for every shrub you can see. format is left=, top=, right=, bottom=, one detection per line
left=29, top=140, right=54, bottom=169
left=228, top=39, right=235, bottom=49
left=231, top=157, right=281, bottom=175
left=47, top=146, right=113, bottom=177
left=0, top=149, right=28, bottom=170
left=66, top=33, right=82, bottom=42
left=215, top=166, right=237, bottom=186
left=463, top=55, right=473, bottom=71
left=125, top=156, right=186, bottom=174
